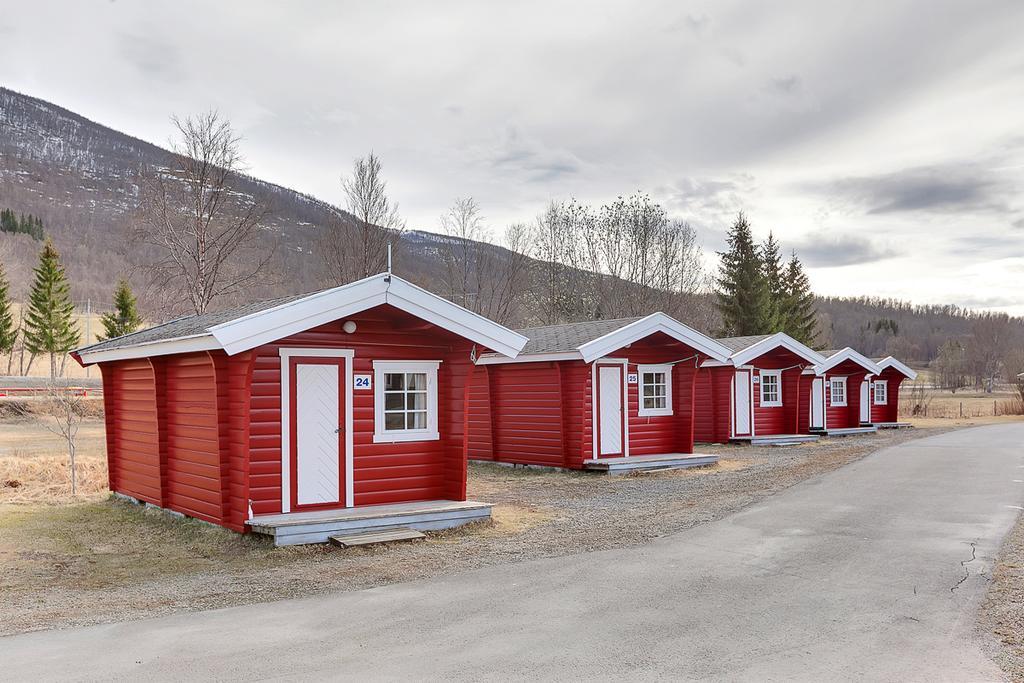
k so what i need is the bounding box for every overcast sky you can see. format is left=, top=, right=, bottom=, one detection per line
left=2, top=0, right=1023, bottom=313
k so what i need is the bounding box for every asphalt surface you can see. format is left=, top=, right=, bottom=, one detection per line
left=4, top=423, right=1023, bottom=681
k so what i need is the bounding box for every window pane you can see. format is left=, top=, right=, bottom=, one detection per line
left=643, top=373, right=656, bottom=385
left=384, top=413, right=405, bottom=430
left=653, top=385, right=666, bottom=397
left=406, top=373, right=426, bottom=390
left=384, top=393, right=404, bottom=411
left=385, top=373, right=404, bottom=391
left=406, top=391, right=427, bottom=410
left=643, top=385, right=655, bottom=397
left=653, top=396, right=665, bottom=409
left=407, top=411, right=427, bottom=429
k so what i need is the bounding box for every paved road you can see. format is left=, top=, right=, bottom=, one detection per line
left=4, top=424, right=1023, bottom=681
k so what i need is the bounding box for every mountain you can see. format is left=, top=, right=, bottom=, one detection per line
left=1, top=87, right=1020, bottom=365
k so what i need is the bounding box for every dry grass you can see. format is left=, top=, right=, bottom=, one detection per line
left=0, top=453, right=108, bottom=504
left=902, top=388, right=1021, bottom=419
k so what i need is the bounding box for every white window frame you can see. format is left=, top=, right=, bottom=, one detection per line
left=637, top=364, right=673, bottom=417
left=830, top=377, right=848, bottom=407
left=873, top=380, right=888, bottom=405
left=760, top=369, right=783, bottom=407
left=373, top=360, right=441, bottom=443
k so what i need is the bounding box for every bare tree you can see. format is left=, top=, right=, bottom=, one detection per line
left=136, top=111, right=273, bottom=315
left=438, top=197, right=488, bottom=307
left=968, top=313, right=1013, bottom=391
left=474, top=222, right=533, bottom=325
left=318, top=152, right=405, bottom=284
left=43, top=379, right=84, bottom=495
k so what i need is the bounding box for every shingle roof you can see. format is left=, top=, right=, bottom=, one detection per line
left=715, top=334, right=774, bottom=354
left=513, top=317, right=643, bottom=355
left=76, top=292, right=309, bottom=355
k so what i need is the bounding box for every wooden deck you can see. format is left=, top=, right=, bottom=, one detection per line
left=813, top=426, right=879, bottom=437
left=732, top=434, right=820, bottom=446
left=248, top=500, right=492, bottom=546
left=583, top=453, right=719, bottom=474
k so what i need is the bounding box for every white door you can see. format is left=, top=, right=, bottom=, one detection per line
left=810, top=378, right=824, bottom=429
left=295, top=363, right=341, bottom=507
left=860, top=380, right=871, bottom=423
left=598, top=365, right=623, bottom=456
left=734, top=370, right=752, bottom=436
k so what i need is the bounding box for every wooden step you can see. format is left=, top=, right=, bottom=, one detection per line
left=329, top=527, right=426, bottom=548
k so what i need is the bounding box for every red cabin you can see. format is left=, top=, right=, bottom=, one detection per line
left=869, top=356, right=917, bottom=427
left=808, top=348, right=883, bottom=435
left=694, top=333, right=827, bottom=444
left=72, top=274, right=528, bottom=545
left=467, top=314, right=732, bottom=471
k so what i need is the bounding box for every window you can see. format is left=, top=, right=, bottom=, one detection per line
left=637, top=364, right=673, bottom=417
left=830, top=377, right=847, bottom=406
left=760, top=370, right=782, bottom=407
left=373, top=361, right=440, bottom=443
left=874, top=380, right=888, bottom=405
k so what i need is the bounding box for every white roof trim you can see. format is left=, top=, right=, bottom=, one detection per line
left=813, top=347, right=883, bottom=376
left=577, top=313, right=731, bottom=363
left=876, top=356, right=918, bottom=380
left=210, top=274, right=528, bottom=358
left=76, top=333, right=220, bottom=365
left=76, top=273, right=528, bottom=364
left=728, top=332, right=827, bottom=367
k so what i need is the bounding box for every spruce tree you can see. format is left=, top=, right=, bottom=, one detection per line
left=23, top=239, right=79, bottom=379
left=715, top=212, right=775, bottom=336
left=780, top=251, right=818, bottom=346
left=0, top=261, right=16, bottom=363
left=99, top=278, right=142, bottom=340
left=761, top=231, right=785, bottom=332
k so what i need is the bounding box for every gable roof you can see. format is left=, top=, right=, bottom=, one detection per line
left=74, top=273, right=529, bottom=365
left=716, top=332, right=826, bottom=367
left=813, top=347, right=883, bottom=375
left=874, top=356, right=918, bottom=380
left=476, top=313, right=731, bottom=365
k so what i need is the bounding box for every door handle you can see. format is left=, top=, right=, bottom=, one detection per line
left=334, top=427, right=342, bottom=434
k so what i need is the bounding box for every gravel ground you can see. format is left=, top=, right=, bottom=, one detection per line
left=981, top=509, right=1024, bottom=682
left=0, top=427, right=950, bottom=636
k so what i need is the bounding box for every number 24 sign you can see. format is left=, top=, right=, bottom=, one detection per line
left=354, top=374, right=372, bottom=390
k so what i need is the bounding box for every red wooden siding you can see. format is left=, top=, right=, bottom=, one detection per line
left=824, top=359, right=870, bottom=429
left=749, top=349, right=813, bottom=436
left=693, top=366, right=731, bottom=443
left=870, top=368, right=906, bottom=424
left=469, top=333, right=710, bottom=468
left=163, top=352, right=224, bottom=524
left=102, top=359, right=162, bottom=504
left=247, top=304, right=475, bottom=514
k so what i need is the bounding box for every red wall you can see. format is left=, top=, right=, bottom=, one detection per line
left=824, top=359, right=870, bottom=429
left=470, top=333, right=709, bottom=468
left=870, top=368, right=907, bottom=424
left=246, top=304, right=474, bottom=516
left=100, top=359, right=162, bottom=505
left=693, top=366, right=731, bottom=443
left=749, top=349, right=812, bottom=436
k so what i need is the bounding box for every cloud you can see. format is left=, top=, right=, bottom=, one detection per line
left=812, top=163, right=1011, bottom=215
left=1013, top=217, right=1024, bottom=229
left=793, top=231, right=899, bottom=268
left=482, top=125, right=583, bottom=182
left=665, top=13, right=712, bottom=36
left=661, top=174, right=756, bottom=217
left=118, top=32, right=185, bottom=84
left=768, top=75, right=802, bottom=95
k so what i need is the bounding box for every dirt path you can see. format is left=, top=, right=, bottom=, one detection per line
left=0, top=426, right=952, bottom=636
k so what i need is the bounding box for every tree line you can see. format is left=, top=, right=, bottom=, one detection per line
left=0, top=240, right=141, bottom=378
left=0, top=208, right=45, bottom=240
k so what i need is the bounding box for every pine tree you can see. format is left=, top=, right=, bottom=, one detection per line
left=715, top=212, right=776, bottom=336
left=0, top=261, right=16, bottom=363
left=23, top=239, right=79, bottom=379
left=99, top=278, right=142, bottom=340
left=761, top=231, right=785, bottom=332
left=780, top=251, right=818, bottom=346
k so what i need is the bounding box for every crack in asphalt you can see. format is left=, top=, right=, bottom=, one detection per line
left=951, top=541, right=978, bottom=593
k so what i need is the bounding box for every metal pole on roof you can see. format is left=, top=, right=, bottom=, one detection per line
left=387, top=243, right=392, bottom=275
left=85, top=299, right=91, bottom=379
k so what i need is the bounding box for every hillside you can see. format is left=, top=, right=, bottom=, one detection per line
left=1, top=87, right=1020, bottom=367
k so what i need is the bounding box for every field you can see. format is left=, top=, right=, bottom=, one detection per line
left=899, top=385, right=1022, bottom=421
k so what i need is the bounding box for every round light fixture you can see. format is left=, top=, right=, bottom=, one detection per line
left=342, top=320, right=357, bottom=334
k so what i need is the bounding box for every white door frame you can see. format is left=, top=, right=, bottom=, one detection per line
left=279, top=348, right=354, bottom=514
left=591, top=358, right=629, bottom=458
left=732, top=368, right=754, bottom=437
left=810, top=377, right=824, bottom=430
left=860, top=376, right=872, bottom=423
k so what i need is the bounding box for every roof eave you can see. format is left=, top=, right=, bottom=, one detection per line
left=577, top=313, right=731, bottom=363
left=75, top=333, right=221, bottom=366
left=728, top=332, right=827, bottom=367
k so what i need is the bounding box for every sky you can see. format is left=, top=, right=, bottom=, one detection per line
left=2, top=0, right=1023, bottom=313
